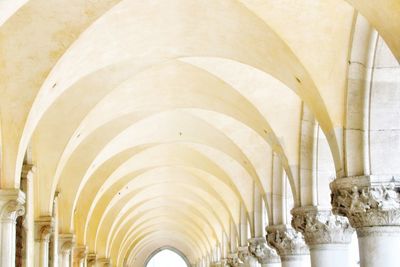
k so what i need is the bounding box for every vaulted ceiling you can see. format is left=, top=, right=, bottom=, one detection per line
left=0, top=0, right=399, bottom=266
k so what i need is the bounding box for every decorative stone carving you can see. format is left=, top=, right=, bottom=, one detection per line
left=87, top=253, right=97, bottom=266
left=1, top=200, right=25, bottom=223
left=266, top=224, right=309, bottom=261
left=74, top=245, right=88, bottom=263
left=331, top=176, right=400, bottom=228
left=0, top=190, right=26, bottom=267
left=237, top=246, right=250, bottom=264
left=59, top=233, right=76, bottom=254
left=0, top=190, right=25, bottom=222
left=34, top=216, right=54, bottom=241
left=210, top=261, right=223, bottom=267
left=97, top=258, right=112, bottom=266
left=226, top=253, right=240, bottom=267
left=220, top=258, right=228, bottom=267
left=291, top=206, right=354, bottom=246
left=248, top=237, right=280, bottom=264
left=21, top=164, right=35, bottom=183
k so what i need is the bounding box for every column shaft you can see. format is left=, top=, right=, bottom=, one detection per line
left=2, top=215, right=18, bottom=266
left=35, top=216, right=54, bottom=267
left=0, top=190, right=25, bottom=267
left=21, top=165, right=34, bottom=267
left=60, top=251, right=71, bottom=267
left=280, top=255, right=309, bottom=267
left=59, top=233, right=75, bottom=267
left=309, top=244, right=349, bottom=267
left=357, top=227, right=400, bottom=267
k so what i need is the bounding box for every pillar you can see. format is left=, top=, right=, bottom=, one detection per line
left=35, top=216, right=54, bottom=267
left=21, top=165, right=34, bottom=267
left=0, top=189, right=25, bottom=267
left=248, top=237, right=280, bottom=267
left=59, top=234, right=75, bottom=267
left=291, top=206, right=354, bottom=267
left=266, top=225, right=309, bottom=267
left=211, top=244, right=223, bottom=267
left=74, top=246, right=88, bottom=267
left=50, top=191, right=60, bottom=267
left=331, top=176, right=400, bottom=267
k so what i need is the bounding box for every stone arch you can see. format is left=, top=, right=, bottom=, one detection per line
left=344, top=12, right=400, bottom=180
left=144, top=246, right=192, bottom=267
left=10, top=0, right=337, bottom=195
left=344, top=1, right=400, bottom=61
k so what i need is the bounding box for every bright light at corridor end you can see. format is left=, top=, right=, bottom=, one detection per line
left=146, top=249, right=189, bottom=267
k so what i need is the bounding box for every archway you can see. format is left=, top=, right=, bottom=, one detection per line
left=145, top=247, right=191, bottom=267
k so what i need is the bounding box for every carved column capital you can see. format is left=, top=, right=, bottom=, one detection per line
left=35, top=216, right=54, bottom=241
left=248, top=237, right=280, bottom=264
left=211, top=261, right=224, bottom=267
left=226, top=253, right=240, bottom=267
left=21, top=164, right=35, bottom=182
left=331, top=176, right=400, bottom=228
left=237, top=246, right=250, bottom=264
left=74, top=245, right=88, bottom=261
left=266, top=224, right=309, bottom=261
left=59, top=233, right=76, bottom=254
left=87, top=253, right=97, bottom=265
left=97, top=258, right=111, bottom=266
left=219, top=258, right=228, bottom=267
left=0, top=190, right=25, bottom=222
left=291, top=206, right=354, bottom=246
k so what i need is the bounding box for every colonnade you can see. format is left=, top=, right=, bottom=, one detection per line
left=204, top=182, right=400, bottom=267
left=202, top=176, right=400, bottom=267
left=1, top=168, right=400, bottom=267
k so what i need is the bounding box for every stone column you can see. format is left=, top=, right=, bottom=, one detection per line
left=35, top=216, right=54, bottom=267
left=0, top=189, right=25, bottom=267
left=74, top=246, right=88, bottom=267
left=50, top=191, right=60, bottom=267
left=331, top=176, right=400, bottom=267
left=248, top=237, right=280, bottom=267
left=59, top=234, right=75, bottom=267
left=266, top=225, right=310, bottom=267
left=291, top=206, right=354, bottom=267
left=21, top=165, right=34, bottom=267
